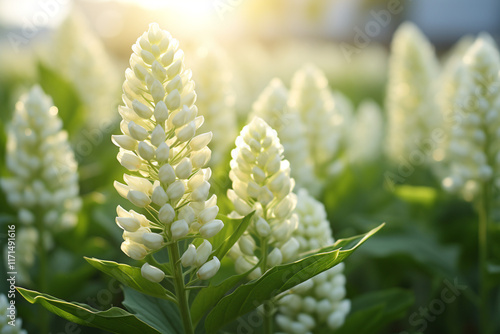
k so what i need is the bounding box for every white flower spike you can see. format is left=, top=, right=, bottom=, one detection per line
left=113, top=23, right=223, bottom=281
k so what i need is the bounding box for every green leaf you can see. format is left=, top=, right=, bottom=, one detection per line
left=191, top=272, right=248, bottom=326
left=335, top=288, right=414, bottom=334
left=204, top=223, right=384, bottom=333
left=210, top=212, right=255, bottom=260
left=17, top=287, right=161, bottom=334
left=85, top=257, right=176, bottom=302
left=122, top=286, right=182, bottom=334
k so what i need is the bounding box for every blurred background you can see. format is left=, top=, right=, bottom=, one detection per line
left=0, top=0, right=499, bottom=333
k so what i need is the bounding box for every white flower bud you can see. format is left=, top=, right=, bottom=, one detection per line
left=181, top=244, right=197, bottom=267
left=118, top=152, right=142, bottom=170
left=142, top=232, right=164, bottom=249
left=195, top=240, right=212, bottom=266
left=281, top=238, right=300, bottom=262
left=141, top=263, right=165, bottom=283
left=197, top=256, right=220, bottom=280
left=151, top=79, right=165, bottom=103
left=171, top=219, right=189, bottom=240
left=178, top=206, right=196, bottom=224
left=191, top=180, right=210, bottom=202
left=177, top=121, right=196, bottom=142
left=114, top=181, right=129, bottom=198
left=239, top=235, right=256, bottom=256
left=138, top=141, right=155, bottom=161
left=151, top=185, right=168, bottom=206
left=154, top=100, right=169, bottom=123
left=165, top=89, right=181, bottom=110
left=190, top=132, right=212, bottom=151
left=199, top=206, right=219, bottom=224
left=175, top=158, right=192, bottom=179
left=128, top=121, right=149, bottom=141
left=112, top=135, right=138, bottom=151
left=132, top=99, right=153, bottom=119
left=116, top=217, right=141, bottom=232
left=159, top=163, right=176, bottom=185
left=172, top=105, right=192, bottom=127
left=191, top=147, right=211, bottom=169
left=150, top=125, right=166, bottom=147
left=121, top=240, right=147, bottom=260
left=255, top=217, right=271, bottom=237
left=166, top=180, right=185, bottom=201
left=267, top=247, right=283, bottom=267
left=127, top=190, right=151, bottom=207
left=199, top=219, right=224, bottom=238
left=158, top=203, right=175, bottom=224
left=235, top=256, right=254, bottom=274
left=156, top=142, right=170, bottom=162
left=274, top=194, right=297, bottom=219
left=252, top=166, right=266, bottom=184
left=123, top=174, right=153, bottom=195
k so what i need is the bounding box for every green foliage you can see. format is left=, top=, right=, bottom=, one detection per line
left=17, top=288, right=161, bottom=334
left=204, top=224, right=384, bottom=333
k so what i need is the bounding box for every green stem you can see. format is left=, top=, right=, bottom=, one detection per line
left=36, top=220, right=49, bottom=334
left=260, top=240, right=275, bottom=334
left=477, top=183, right=490, bottom=334
left=168, top=242, right=194, bottom=334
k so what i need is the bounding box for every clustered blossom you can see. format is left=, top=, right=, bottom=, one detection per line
left=441, top=35, right=500, bottom=200
left=1, top=294, right=27, bottom=334
left=249, top=78, right=320, bottom=192
left=228, top=117, right=299, bottom=279
left=386, top=22, right=441, bottom=163
left=113, top=23, right=222, bottom=282
left=190, top=45, right=237, bottom=165
left=347, top=100, right=384, bottom=164
left=289, top=63, right=352, bottom=195
left=47, top=13, right=119, bottom=126
left=276, top=189, right=350, bottom=333
left=1, top=86, right=81, bottom=283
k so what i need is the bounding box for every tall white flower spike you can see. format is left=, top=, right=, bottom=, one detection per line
left=1, top=86, right=81, bottom=283
left=441, top=35, right=500, bottom=201
left=249, top=78, right=320, bottom=192
left=347, top=100, right=384, bottom=164
left=386, top=22, right=441, bottom=163
left=289, top=64, right=352, bottom=195
left=276, top=189, right=350, bottom=333
left=190, top=45, right=237, bottom=165
left=228, top=117, right=299, bottom=278
left=113, top=23, right=223, bottom=281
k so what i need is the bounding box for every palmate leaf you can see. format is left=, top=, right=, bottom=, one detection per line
left=84, top=257, right=176, bottom=303
left=17, top=287, right=161, bottom=334
left=204, top=223, right=385, bottom=333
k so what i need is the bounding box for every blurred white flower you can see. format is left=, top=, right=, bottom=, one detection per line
left=276, top=189, right=350, bottom=333
left=1, top=86, right=81, bottom=285
left=386, top=22, right=441, bottom=163
left=228, top=117, right=299, bottom=277
left=114, top=23, right=222, bottom=280
left=347, top=100, right=384, bottom=164
left=289, top=63, right=353, bottom=195
left=249, top=78, right=320, bottom=192
left=44, top=12, right=120, bottom=126
left=441, top=35, right=500, bottom=201
left=190, top=45, right=237, bottom=165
